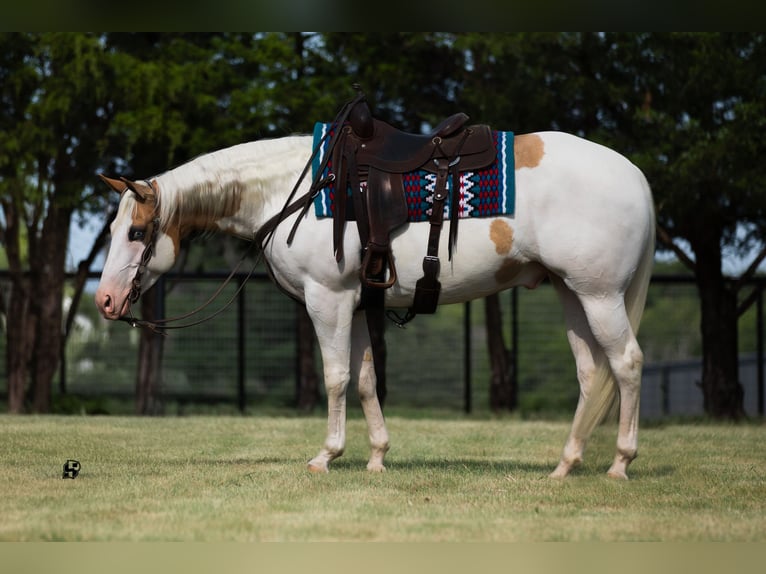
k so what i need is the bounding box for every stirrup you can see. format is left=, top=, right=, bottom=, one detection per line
left=360, top=248, right=398, bottom=289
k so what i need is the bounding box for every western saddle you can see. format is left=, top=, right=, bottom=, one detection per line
left=309, top=89, right=497, bottom=323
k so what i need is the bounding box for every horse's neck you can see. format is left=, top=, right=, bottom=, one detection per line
left=156, top=136, right=312, bottom=238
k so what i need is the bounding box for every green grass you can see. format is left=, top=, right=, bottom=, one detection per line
left=1, top=414, right=764, bottom=541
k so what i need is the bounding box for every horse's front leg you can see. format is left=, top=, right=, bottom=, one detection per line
left=350, top=312, right=389, bottom=472
left=305, top=286, right=357, bottom=473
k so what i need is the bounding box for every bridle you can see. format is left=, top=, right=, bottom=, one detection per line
left=117, top=190, right=261, bottom=335
left=126, top=216, right=160, bottom=305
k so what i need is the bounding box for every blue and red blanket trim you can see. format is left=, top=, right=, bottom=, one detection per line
left=311, top=122, right=515, bottom=221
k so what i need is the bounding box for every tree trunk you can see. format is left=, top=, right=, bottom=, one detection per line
left=696, top=267, right=745, bottom=419
left=3, top=197, right=33, bottom=413
left=30, top=203, right=72, bottom=413
left=6, top=277, right=34, bottom=413
left=3, top=195, right=72, bottom=413
left=295, top=303, right=319, bottom=411
left=693, top=227, right=746, bottom=419
left=135, top=283, right=164, bottom=415
left=485, top=293, right=516, bottom=411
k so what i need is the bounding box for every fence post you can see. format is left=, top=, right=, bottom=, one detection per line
left=237, top=276, right=246, bottom=414
left=464, top=300, right=472, bottom=414
left=511, top=288, right=518, bottom=406
left=758, top=283, right=764, bottom=416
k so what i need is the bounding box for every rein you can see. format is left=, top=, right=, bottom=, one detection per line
left=118, top=214, right=261, bottom=335
left=119, top=243, right=261, bottom=334
left=119, top=207, right=263, bottom=335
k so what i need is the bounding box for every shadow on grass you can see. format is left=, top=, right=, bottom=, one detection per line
left=326, top=456, right=679, bottom=479
left=328, top=456, right=554, bottom=475
left=155, top=454, right=677, bottom=480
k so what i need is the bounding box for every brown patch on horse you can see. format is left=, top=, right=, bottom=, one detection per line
left=130, top=193, right=157, bottom=228
left=118, top=177, right=158, bottom=204
left=489, top=219, right=513, bottom=255
left=514, top=133, right=545, bottom=169
left=163, top=180, right=246, bottom=257
left=122, top=179, right=182, bottom=258
left=174, top=183, right=244, bottom=238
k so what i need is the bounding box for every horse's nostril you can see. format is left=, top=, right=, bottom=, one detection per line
left=103, top=294, right=112, bottom=311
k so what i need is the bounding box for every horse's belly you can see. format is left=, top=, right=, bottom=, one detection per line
left=384, top=219, right=546, bottom=307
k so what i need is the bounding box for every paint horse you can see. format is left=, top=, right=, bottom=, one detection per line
left=95, top=126, right=655, bottom=479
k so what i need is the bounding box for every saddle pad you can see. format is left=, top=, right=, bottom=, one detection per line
left=311, top=122, right=515, bottom=221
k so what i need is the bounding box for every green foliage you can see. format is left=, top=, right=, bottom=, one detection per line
left=4, top=31, right=765, bottom=265
left=617, top=33, right=766, bottom=264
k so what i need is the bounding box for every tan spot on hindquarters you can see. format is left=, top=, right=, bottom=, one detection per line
left=489, top=219, right=513, bottom=255
left=514, top=133, right=545, bottom=169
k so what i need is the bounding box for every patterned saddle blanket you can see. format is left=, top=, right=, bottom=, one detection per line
left=311, top=122, right=516, bottom=222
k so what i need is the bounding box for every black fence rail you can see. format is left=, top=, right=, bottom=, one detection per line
left=1, top=271, right=764, bottom=418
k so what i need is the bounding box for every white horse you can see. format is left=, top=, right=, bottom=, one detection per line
left=95, top=130, right=655, bottom=479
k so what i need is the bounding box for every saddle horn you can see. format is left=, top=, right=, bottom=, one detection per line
left=348, top=99, right=374, bottom=139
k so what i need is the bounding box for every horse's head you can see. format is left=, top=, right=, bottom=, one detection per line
left=94, top=175, right=177, bottom=320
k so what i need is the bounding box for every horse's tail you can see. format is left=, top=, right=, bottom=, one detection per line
left=626, top=205, right=656, bottom=338
left=575, top=177, right=656, bottom=434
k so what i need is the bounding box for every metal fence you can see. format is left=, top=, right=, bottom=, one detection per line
left=1, top=271, right=764, bottom=418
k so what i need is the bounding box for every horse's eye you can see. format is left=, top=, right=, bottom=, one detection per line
left=128, top=227, right=146, bottom=242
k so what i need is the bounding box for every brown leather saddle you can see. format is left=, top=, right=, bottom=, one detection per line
left=330, top=94, right=496, bottom=320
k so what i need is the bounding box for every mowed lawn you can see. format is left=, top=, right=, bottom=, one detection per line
left=1, top=414, right=764, bottom=541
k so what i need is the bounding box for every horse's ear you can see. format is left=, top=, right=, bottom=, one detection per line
left=99, top=174, right=128, bottom=195
left=119, top=177, right=156, bottom=203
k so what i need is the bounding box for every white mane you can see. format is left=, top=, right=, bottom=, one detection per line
left=154, top=136, right=311, bottom=228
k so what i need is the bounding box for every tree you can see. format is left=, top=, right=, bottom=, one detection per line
left=607, top=33, right=766, bottom=418
left=485, top=293, right=516, bottom=411
left=1, top=32, right=257, bottom=412
left=1, top=33, right=118, bottom=412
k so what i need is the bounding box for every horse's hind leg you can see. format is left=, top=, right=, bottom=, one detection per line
left=578, top=292, right=644, bottom=479
left=350, top=312, right=390, bottom=471
left=550, top=276, right=616, bottom=478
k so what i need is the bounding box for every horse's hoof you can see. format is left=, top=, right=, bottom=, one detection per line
left=606, top=469, right=629, bottom=480
left=307, top=461, right=329, bottom=473
left=366, top=463, right=387, bottom=473
left=549, top=459, right=578, bottom=478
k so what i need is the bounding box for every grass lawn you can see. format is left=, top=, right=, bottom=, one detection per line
left=1, top=413, right=764, bottom=541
